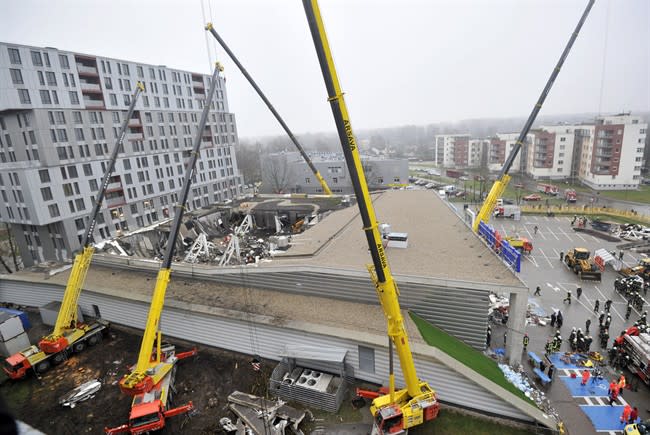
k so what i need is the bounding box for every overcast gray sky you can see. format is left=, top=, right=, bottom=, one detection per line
left=1, top=0, right=648, bottom=138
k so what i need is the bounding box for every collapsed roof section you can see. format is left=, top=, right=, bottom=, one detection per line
left=97, top=195, right=350, bottom=266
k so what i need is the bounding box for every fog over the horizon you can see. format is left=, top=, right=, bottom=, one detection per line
left=2, top=0, right=648, bottom=138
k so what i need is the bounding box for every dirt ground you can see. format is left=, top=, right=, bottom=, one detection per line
left=0, top=310, right=297, bottom=435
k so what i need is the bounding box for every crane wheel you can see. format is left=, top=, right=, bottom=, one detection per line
left=88, top=335, right=100, bottom=346
left=35, top=360, right=50, bottom=373
left=73, top=341, right=86, bottom=353
left=52, top=353, right=65, bottom=365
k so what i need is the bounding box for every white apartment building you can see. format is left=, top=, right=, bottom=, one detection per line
left=0, top=42, right=244, bottom=266
left=433, top=134, right=472, bottom=168
left=526, top=125, right=575, bottom=180
left=577, top=114, right=647, bottom=190
left=487, top=133, right=532, bottom=172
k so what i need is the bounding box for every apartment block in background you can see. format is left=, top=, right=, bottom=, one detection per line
left=0, top=42, right=243, bottom=266
left=526, top=125, right=575, bottom=180
left=260, top=151, right=408, bottom=195
left=577, top=114, right=647, bottom=190
left=487, top=133, right=532, bottom=172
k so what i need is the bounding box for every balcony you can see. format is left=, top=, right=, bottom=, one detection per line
left=128, top=118, right=142, bottom=127
left=77, top=65, right=98, bottom=76
left=106, top=196, right=126, bottom=208
left=106, top=181, right=123, bottom=192
left=80, top=82, right=101, bottom=93
left=83, top=99, right=105, bottom=109
left=127, top=132, right=144, bottom=141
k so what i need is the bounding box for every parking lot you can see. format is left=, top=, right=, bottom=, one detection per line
left=490, top=214, right=649, bottom=434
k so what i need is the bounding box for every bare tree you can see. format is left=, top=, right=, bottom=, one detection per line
left=262, top=154, right=291, bottom=194
left=6, top=224, right=19, bottom=270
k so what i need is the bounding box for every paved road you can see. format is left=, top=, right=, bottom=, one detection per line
left=492, top=214, right=650, bottom=434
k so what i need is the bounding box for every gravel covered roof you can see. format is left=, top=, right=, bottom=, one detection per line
left=272, top=189, right=523, bottom=287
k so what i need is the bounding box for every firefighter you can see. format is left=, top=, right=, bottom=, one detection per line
left=625, top=302, right=632, bottom=320
left=576, top=287, right=583, bottom=299
left=599, top=311, right=605, bottom=326
left=600, top=328, right=609, bottom=348
left=605, top=299, right=613, bottom=312
left=523, top=333, right=529, bottom=351
left=563, top=290, right=572, bottom=305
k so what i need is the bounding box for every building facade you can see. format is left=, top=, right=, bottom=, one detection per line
left=526, top=125, right=575, bottom=180
left=260, top=151, right=408, bottom=194
left=433, top=134, right=474, bottom=168
left=577, top=114, right=647, bottom=190
left=487, top=133, right=531, bottom=172
left=0, top=42, right=244, bottom=266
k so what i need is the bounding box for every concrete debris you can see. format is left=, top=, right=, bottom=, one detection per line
left=225, top=391, right=306, bottom=435
left=59, top=379, right=102, bottom=408
left=93, top=196, right=344, bottom=267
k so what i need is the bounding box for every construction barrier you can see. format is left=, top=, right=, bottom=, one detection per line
left=477, top=221, right=521, bottom=273
left=519, top=204, right=650, bottom=225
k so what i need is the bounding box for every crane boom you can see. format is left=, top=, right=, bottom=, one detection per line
left=303, top=2, right=438, bottom=432
left=119, top=65, right=220, bottom=396
left=39, top=83, right=145, bottom=354
left=205, top=23, right=333, bottom=196
left=472, top=0, right=595, bottom=232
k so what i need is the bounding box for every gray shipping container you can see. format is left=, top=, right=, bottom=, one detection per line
left=0, top=312, right=24, bottom=341
left=39, top=301, right=84, bottom=327
left=0, top=331, right=31, bottom=357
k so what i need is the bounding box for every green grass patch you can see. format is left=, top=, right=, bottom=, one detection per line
left=409, top=312, right=532, bottom=404
left=424, top=408, right=537, bottom=435
left=596, top=185, right=650, bottom=202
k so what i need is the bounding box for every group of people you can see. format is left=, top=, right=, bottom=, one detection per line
left=614, top=276, right=647, bottom=311
left=568, top=327, right=593, bottom=353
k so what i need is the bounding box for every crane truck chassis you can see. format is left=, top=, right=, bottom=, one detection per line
left=3, top=319, right=109, bottom=379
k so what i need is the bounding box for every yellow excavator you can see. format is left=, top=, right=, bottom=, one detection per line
left=303, top=1, right=439, bottom=433
left=473, top=0, right=594, bottom=233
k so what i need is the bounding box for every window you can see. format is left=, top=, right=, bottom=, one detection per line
left=75, top=128, right=85, bottom=141
left=39, top=90, right=52, bottom=104
left=73, top=111, right=82, bottom=123
left=31, top=51, right=43, bottom=66
left=83, top=163, right=92, bottom=176
left=560, top=137, right=566, bottom=142
left=41, top=187, right=53, bottom=201
left=18, top=89, right=31, bottom=104
left=62, top=73, right=69, bottom=87
left=358, top=346, right=375, bottom=373
left=37, top=71, right=45, bottom=85
left=105, top=77, right=113, bottom=89
left=39, top=169, right=50, bottom=183
left=8, top=47, right=21, bottom=65
left=51, top=90, right=59, bottom=104
left=48, top=204, right=60, bottom=217
left=137, top=66, right=144, bottom=78
left=124, top=94, right=131, bottom=105
left=89, top=179, right=98, bottom=191
left=110, top=94, right=118, bottom=105
left=75, top=218, right=85, bottom=231
left=9, top=69, right=23, bottom=84
left=59, top=54, right=69, bottom=69
left=55, top=111, right=65, bottom=124
left=46, top=71, right=57, bottom=86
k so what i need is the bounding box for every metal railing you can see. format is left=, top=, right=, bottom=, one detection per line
left=520, top=204, right=650, bottom=224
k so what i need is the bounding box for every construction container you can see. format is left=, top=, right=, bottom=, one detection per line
left=0, top=312, right=25, bottom=341
left=0, top=331, right=30, bottom=357
left=39, top=301, right=84, bottom=327
left=0, top=307, right=31, bottom=330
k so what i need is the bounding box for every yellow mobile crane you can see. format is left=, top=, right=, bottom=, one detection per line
left=472, top=0, right=594, bottom=233
left=205, top=23, right=332, bottom=196
left=3, top=83, right=145, bottom=380
left=107, top=64, right=223, bottom=435
left=303, top=2, right=439, bottom=433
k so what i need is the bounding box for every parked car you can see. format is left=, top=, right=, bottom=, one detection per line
left=522, top=194, right=542, bottom=201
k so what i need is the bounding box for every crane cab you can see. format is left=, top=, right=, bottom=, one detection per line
left=373, top=404, right=406, bottom=435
